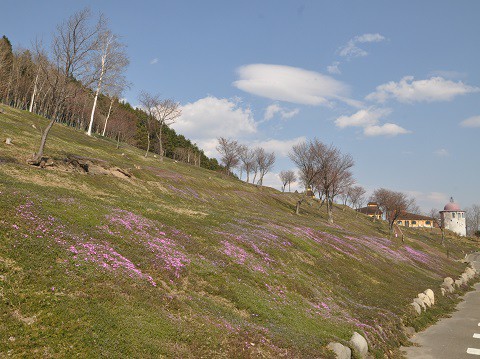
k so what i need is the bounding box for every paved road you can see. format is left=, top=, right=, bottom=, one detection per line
left=402, top=252, right=480, bottom=359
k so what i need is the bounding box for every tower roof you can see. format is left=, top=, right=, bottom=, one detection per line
left=443, top=197, right=462, bottom=211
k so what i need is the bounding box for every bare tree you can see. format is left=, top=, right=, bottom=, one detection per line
left=279, top=170, right=296, bottom=192
left=331, top=169, right=354, bottom=210
left=429, top=208, right=446, bottom=245
left=289, top=140, right=325, bottom=190
left=87, top=28, right=129, bottom=136
left=29, top=8, right=103, bottom=164
left=465, top=205, right=480, bottom=237
left=349, top=186, right=366, bottom=216
left=138, top=92, right=181, bottom=159
left=216, top=137, right=240, bottom=174
left=371, top=188, right=417, bottom=239
left=289, top=139, right=354, bottom=222
left=238, top=145, right=255, bottom=183
left=254, top=148, right=276, bottom=186
left=313, top=144, right=354, bottom=224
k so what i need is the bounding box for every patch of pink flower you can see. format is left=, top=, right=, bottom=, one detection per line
left=15, top=200, right=157, bottom=286
left=106, top=209, right=190, bottom=277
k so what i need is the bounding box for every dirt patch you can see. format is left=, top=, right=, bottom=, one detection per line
left=0, top=156, right=18, bottom=164
left=42, top=155, right=133, bottom=179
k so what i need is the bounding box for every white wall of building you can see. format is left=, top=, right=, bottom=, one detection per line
left=441, top=211, right=466, bottom=236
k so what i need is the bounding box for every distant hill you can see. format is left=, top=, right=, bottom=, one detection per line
left=1, top=104, right=479, bottom=358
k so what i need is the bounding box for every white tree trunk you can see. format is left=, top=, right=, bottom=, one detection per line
left=87, top=84, right=101, bottom=136
left=87, top=36, right=110, bottom=136
left=102, top=97, right=114, bottom=136
left=29, top=74, right=39, bottom=113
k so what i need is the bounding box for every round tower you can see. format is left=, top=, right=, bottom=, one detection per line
left=440, top=197, right=466, bottom=236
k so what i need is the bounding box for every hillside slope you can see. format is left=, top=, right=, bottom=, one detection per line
left=1, top=105, right=479, bottom=358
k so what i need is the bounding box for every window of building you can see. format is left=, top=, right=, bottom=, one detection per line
left=412, top=221, right=417, bottom=225
left=397, top=221, right=402, bottom=225
left=452, top=212, right=456, bottom=218
left=426, top=221, right=431, bottom=225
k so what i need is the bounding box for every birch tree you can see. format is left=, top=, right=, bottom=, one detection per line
left=87, top=29, right=128, bottom=136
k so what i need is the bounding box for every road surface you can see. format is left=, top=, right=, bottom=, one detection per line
left=402, top=252, right=480, bottom=359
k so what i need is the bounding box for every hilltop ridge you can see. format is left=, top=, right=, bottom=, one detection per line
left=1, top=105, right=479, bottom=358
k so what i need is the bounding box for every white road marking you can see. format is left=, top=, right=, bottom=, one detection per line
left=467, top=348, right=480, bottom=355
left=474, top=334, right=480, bottom=339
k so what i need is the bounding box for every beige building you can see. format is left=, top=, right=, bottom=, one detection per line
left=396, top=213, right=435, bottom=228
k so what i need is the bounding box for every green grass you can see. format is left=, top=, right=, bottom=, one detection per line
left=1, top=104, right=479, bottom=358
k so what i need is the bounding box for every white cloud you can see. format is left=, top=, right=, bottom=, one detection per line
left=363, top=123, right=410, bottom=137
left=434, top=148, right=449, bottom=157
left=327, top=61, right=341, bottom=74
left=173, top=96, right=256, bottom=142
left=335, top=107, right=408, bottom=137
left=150, top=58, right=158, bottom=65
left=335, top=107, right=391, bottom=128
left=460, top=115, right=480, bottom=128
left=233, top=64, right=352, bottom=106
left=339, top=33, right=386, bottom=58
left=254, top=137, right=307, bottom=157
left=366, top=76, right=479, bottom=103
left=263, top=103, right=300, bottom=121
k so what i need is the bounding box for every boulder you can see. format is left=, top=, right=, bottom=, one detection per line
left=413, top=298, right=426, bottom=311
left=418, top=293, right=432, bottom=307
left=349, top=332, right=368, bottom=358
left=327, top=342, right=352, bottom=359
left=411, top=301, right=422, bottom=315
left=424, top=289, right=435, bottom=305
left=403, top=326, right=416, bottom=337
left=461, top=273, right=469, bottom=283
left=455, top=279, right=463, bottom=288
left=5, top=138, right=12, bottom=145
left=443, top=277, right=454, bottom=286
left=465, top=267, right=475, bottom=279
left=440, top=287, right=446, bottom=296
left=441, top=283, right=455, bottom=293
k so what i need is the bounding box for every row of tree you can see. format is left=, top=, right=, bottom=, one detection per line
left=0, top=9, right=221, bottom=170
left=216, top=137, right=276, bottom=185
left=288, top=138, right=354, bottom=223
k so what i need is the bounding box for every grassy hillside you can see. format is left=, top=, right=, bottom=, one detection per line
left=1, top=104, right=479, bottom=358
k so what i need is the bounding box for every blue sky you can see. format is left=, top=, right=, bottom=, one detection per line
left=4, top=0, right=480, bottom=211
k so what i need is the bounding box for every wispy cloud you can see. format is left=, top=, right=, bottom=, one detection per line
left=263, top=103, right=299, bottom=121
left=460, top=115, right=480, bottom=128
left=339, top=33, right=386, bottom=59
left=327, top=61, right=341, bottom=75
left=150, top=58, right=159, bottom=65
left=366, top=76, right=479, bottom=103
left=233, top=64, right=356, bottom=107
left=428, top=70, right=467, bottom=80
left=434, top=148, right=449, bottom=157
